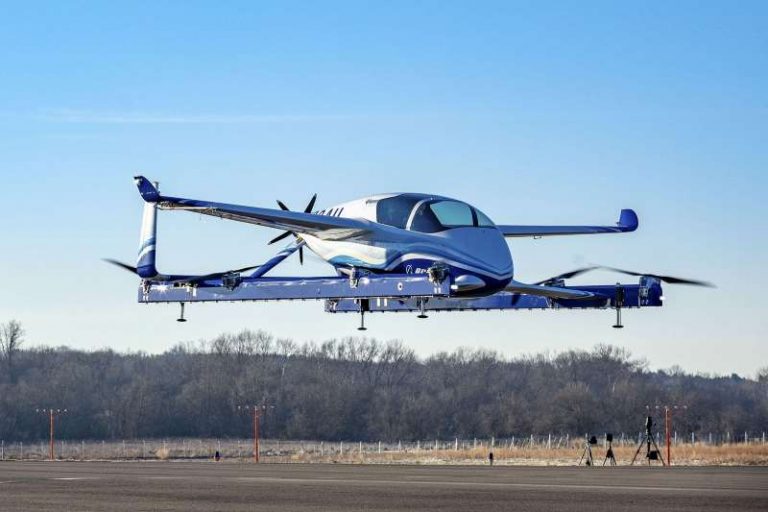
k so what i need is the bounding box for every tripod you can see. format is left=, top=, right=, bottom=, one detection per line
left=578, top=436, right=597, bottom=466
left=603, top=433, right=617, bottom=466
left=631, top=416, right=666, bottom=466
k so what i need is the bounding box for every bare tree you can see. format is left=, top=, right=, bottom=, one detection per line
left=0, top=320, right=24, bottom=383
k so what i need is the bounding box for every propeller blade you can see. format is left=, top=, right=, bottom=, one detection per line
left=304, top=193, right=317, bottom=213
left=600, top=266, right=715, bottom=287
left=532, top=265, right=714, bottom=288
left=276, top=200, right=290, bottom=211
left=103, top=258, right=138, bottom=275
left=533, top=266, right=598, bottom=285
left=183, top=264, right=262, bottom=284
left=268, top=230, right=293, bottom=245
left=299, top=246, right=304, bottom=265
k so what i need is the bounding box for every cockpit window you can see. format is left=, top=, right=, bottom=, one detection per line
left=376, top=195, right=423, bottom=229
left=410, top=200, right=475, bottom=233
left=431, top=201, right=474, bottom=227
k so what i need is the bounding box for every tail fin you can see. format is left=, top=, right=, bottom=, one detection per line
left=618, top=209, right=639, bottom=232
left=134, top=175, right=160, bottom=202
left=136, top=180, right=159, bottom=278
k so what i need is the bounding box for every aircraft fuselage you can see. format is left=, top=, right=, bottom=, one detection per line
left=302, top=194, right=514, bottom=296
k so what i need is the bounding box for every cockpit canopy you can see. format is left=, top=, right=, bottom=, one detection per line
left=375, top=194, right=495, bottom=233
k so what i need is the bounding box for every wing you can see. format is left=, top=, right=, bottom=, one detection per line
left=504, top=281, right=596, bottom=300
left=134, top=176, right=372, bottom=241
left=498, top=209, right=638, bottom=237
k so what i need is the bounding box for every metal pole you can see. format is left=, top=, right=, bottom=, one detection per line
left=253, top=407, right=260, bottom=463
left=665, top=407, right=671, bottom=466
left=49, top=409, right=55, bottom=461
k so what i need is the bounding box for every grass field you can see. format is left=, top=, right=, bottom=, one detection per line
left=293, top=443, right=768, bottom=466
left=3, top=438, right=767, bottom=466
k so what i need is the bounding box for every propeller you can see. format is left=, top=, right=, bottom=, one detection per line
left=103, top=259, right=261, bottom=285
left=268, top=193, right=317, bottom=265
left=597, top=266, right=715, bottom=287
left=534, top=265, right=714, bottom=287
left=182, top=264, right=262, bottom=285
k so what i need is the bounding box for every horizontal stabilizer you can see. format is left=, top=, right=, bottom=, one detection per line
left=498, top=209, right=638, bottom=237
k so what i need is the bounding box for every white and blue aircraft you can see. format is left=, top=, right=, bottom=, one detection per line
left=107, top=176, right=711, bottom=329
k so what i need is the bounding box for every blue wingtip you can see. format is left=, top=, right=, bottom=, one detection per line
left=618, top=209, right=639, bottom=231
left=134, top=176, right=160, bottom=202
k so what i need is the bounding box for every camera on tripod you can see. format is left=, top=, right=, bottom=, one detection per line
left=632, top=415, right=665, bottom=465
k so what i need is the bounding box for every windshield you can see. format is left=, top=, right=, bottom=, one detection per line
left=409, top=200, right=494, bottom=233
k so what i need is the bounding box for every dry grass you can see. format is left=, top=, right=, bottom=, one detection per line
left=274, top=443, right=768, bottom=466
left=155, top=447, right=171, bottom=460
left=3, top=438, right=765, bottom=466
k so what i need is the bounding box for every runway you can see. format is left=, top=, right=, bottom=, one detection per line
left=1, top=462, right=766, bottom=511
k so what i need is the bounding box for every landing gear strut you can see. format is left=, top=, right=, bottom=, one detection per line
left=357, top=299, right=369, bottom=331
left=417, top=299, right=428, bottom=319
left=177, top=302, right=187, bottom=323
left=613, top=284, right=625, bottom=329
left=358, top=310, right=367, bottom=331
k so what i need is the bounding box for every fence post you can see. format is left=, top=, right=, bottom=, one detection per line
left=378, top=441, right=381, bottom=454
left=547, top=434, right=551, bottom=450
left=455, top=438, right=458, bottom=451
left=20, top=441, right=23, bottom=460
left=1, top=440, right=3, bottom=460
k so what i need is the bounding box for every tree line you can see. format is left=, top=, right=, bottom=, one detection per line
left=1, top=321, right=766, bottom=442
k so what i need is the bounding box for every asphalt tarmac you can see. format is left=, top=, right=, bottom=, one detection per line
left=1, top=461, right=766, bottom=511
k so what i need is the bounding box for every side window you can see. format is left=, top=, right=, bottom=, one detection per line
left=474, top=208, right=495, bottom=227
left=376, top=196, right=421, bottom=229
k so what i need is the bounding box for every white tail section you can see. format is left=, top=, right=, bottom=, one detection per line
left=136, top=183, right=158, bottom=277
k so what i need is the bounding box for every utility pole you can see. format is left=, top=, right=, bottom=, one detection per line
left=36, top=408, right=67, bottom=461
left=237, top=404, right=273, bottom=463
left=651, top=405, right=687, bottom=466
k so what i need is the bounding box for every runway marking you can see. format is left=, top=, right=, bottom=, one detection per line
left=52, top=477, right=94, bottom=481
left=0, top=480, right=16, bottom=484
left=233, top=476, right=765, bottom=494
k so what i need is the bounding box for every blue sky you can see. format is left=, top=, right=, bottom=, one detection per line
left=1, top=1, right=766, bottom=376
